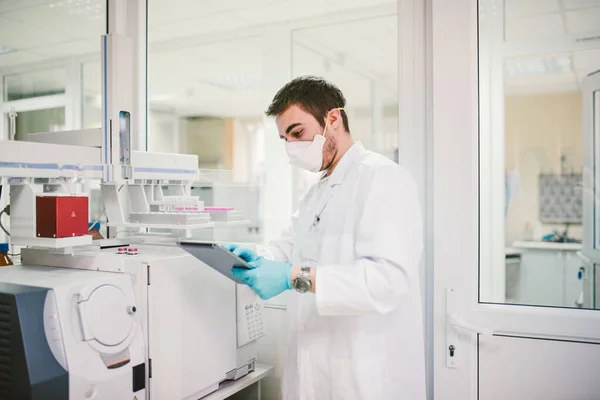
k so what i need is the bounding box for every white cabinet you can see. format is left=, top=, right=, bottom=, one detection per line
left=513, top=243, right=585, bottom=308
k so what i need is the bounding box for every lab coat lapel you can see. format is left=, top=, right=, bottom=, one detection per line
left=327, top=141, right=366, bottom=187
left=313, top=142, right=367, bottom=225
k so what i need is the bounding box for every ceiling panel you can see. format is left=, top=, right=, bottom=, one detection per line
left=0, top=0, right=51, bottom=14
left=5, top=66, right=67, bottom=96
left=149, top=12, right=251, bottom=42
left=562, top=0, right=600, bottom=10
left=209, top=0, right=289, bottom=12
left=293, top=14, right=397, bottom=81
left=565, top=7, right=600, bottom=34
left=572, top=48, right=600, bottom=69
left=235, top=0, right=339, bottom=25
left=1, top=1, right=104, bottom=44
left=0, top=49, right=46, bottom=68
left=35, top=39, right=98, bottom=58
left=505, top=12, right=565, bottom=40
left=148, top=0, right=221, bottom=26
left=149, top=36, right=265, bottom=108
left=330, top=0, right=395, bottom=11
left=0, top=15, right=61, bottom=49
left=505, top=72, right=578, bottom=91
left=504, top=0, right=560, bottom=18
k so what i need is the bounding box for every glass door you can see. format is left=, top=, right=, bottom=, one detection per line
left=583, top=70, right=600, bottom=309
left=432, top=0, right=600, bottom=398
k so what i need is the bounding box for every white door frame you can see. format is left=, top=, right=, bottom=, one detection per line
left=397, top=0, right=431, bottom=398
left=431, top=0, right=600, bottom=398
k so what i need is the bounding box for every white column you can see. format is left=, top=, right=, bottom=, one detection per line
left=232, top=120, right=251, bottom=183
left=0, top=74, right=8, bottom=244
left=370, top=80, right=384, bottom=154
left=398, top=0, right=430, bottom=398
left=0, top=74, right=6, bottom=140
left=128, top=0, right=148, bottom=152
left=65, top=62, right=83, bottom=130
left=107, top=0, right=147, bottom=152
left=261, top=28, right=293, bottom=243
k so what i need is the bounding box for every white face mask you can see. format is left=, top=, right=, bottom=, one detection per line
left=285, top=108, right=342, bottom=172
left=285, top=134, right=326, bottom=172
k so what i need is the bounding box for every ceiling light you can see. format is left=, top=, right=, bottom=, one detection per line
left=505, top=55, right=572, bottom=77
left=48, top=0, right=103, bottom=18
left=150, top=94, right=174, bottom=102
left=0, top=46, right=14, bottom=55
left=199, top=75, right=262, bottom=92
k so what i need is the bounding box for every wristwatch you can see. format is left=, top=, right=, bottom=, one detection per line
left=292, top=266, right=312, bottom=293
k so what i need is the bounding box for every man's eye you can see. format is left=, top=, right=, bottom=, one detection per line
left=293, top=130, right=303, bottom=138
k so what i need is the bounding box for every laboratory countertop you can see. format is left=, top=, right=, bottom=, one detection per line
left=202, top=364, right=273, bottom=400
left=512, top=241, right=582, bottom=251
left=505, top=247, right=521, bottom=256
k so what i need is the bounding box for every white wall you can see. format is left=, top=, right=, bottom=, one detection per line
left=504, top=91, right=583, bottom=244
left=148, top=109, right=181, bottom=154
left=180, top=117, right=228, bottom=168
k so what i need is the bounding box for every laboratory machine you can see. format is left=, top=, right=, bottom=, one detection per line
left=0, top=29, right=264, bottom=400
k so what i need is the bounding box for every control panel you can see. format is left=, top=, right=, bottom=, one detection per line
left=236, top=285, right=265, bottom=347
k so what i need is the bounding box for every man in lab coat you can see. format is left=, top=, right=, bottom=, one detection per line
left=227, top=76, right=425, bottom=400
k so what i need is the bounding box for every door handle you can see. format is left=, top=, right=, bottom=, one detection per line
left=445, top=288, right=494, bottom=369
left=576, top=251, right=592, bottom=265
left=448, top=315, right=494, bottom=336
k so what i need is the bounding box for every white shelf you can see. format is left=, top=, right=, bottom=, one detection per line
left=107, top=222, right=214, bottom=230
left=202, top=364, right=273, bottom=400
left=213, top=219, right=251, bottom=227
left=505, top=247, right=521, bottom=256
left=512, top=241, right=582, bottom=251
left=11, top=235, right=93, bottom=248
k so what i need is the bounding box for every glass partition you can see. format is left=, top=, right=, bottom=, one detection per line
left=4, top=68, right=67, bottom=101
left=478, top=0, right=600, bottom=309
left=0, top=0, right=106, bottom=241
left=147, top=2, right=400, bottom=248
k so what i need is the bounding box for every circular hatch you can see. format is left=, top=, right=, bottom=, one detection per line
left=84, top=285, right=134, bottom=347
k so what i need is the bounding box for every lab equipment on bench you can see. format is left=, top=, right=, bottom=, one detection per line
left=0, top=30, right=265, bottom=399
left=0, top=265, right=146, bottom=399
left=0, top=242, right=12, bottom=266
left=21, top=243, right=264, bottom=399
left=36, top=195, right=89, bottom=238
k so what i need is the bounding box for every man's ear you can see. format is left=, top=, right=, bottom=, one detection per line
left=328, top=109, right=343, bottom=130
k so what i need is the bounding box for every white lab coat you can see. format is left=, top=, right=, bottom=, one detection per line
left=263, top=142, right=426, bottom=400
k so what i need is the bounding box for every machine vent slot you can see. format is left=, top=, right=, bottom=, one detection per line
left=0, top=302, right=12, bottom=396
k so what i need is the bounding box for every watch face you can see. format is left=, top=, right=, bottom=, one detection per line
left=293, top=278, right=310, bottom=293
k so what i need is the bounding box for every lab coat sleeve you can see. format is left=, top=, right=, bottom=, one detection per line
left=316, top=166, right=423, bottom=316
left=258, top=210, right=298, bottom=263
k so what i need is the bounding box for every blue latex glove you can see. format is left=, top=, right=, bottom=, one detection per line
left=222, top=243, right=260, bottom=263
left=232, top=258, right=292, bottom=300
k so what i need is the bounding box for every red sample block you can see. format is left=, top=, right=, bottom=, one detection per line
left=36, top=196, right=89, bottom=238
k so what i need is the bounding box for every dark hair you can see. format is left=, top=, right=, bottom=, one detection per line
left=265, top=76, right=350, bottom=132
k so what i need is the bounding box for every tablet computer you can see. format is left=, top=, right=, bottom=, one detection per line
left=178, top=241, right=252, bottom=284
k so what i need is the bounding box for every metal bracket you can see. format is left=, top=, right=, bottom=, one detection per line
left=446, top=288, right=459, bottom=369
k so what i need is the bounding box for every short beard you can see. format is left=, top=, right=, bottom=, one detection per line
left=321, top=133, right=337, bottom=171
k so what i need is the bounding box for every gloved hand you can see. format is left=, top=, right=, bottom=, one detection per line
left=232, top=258, right=292, bottom=300
left=222, top=243, right=260, bottom=263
